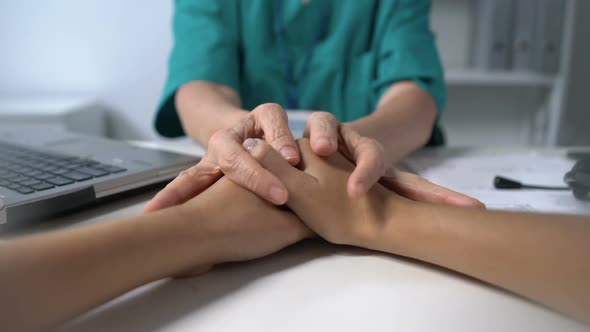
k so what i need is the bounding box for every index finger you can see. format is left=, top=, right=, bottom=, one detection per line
left=303, top=112, right=339, bottom=156
left=252, top=103, right=300, bottom=166
left=210, top=128, right=290, bottom=205
left=347, top=138, right=386, bottom=198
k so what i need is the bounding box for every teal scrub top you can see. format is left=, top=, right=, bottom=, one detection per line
left=156, top=0, right=446, bottom=145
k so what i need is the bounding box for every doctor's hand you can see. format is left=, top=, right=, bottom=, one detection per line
left=302, top=112, right=484, bottom=207
left=144, top=105, right=382, bottom=211
left=145, top=103, right=298, bottom=211
left=144, top=106, right=483, bottom=213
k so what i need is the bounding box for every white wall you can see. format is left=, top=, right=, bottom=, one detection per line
left=1, top=0, right=587, bottom=145
left=430, top=0, right=473, bottom=69
left=0, top=0, right=173, bottom=139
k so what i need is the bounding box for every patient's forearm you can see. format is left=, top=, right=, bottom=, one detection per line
left=0, top=176, right=309, bottom=332
left=374, top=202, right=590, bottom=323
left=0, top=208, right=205, bottom=332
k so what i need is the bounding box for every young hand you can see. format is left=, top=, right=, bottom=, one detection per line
left=241, top=138, right=481, bottom=247
left=174, top=175, right=314, bottom=272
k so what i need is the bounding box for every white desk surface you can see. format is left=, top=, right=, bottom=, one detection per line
left=36, top=140, right=586, bottom=331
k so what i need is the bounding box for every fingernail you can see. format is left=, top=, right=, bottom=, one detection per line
left=317, top=137, right=333, bottom=149
left=280, top=146, right=298, bottom=160
left=243, top=138, right=258, bottom=151
left=446, top=195, right=485, bottom=208
left=270, top=185, right=288, bottom=204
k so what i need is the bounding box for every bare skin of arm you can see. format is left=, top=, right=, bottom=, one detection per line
left=0, top=178, right=311, bottom=332
left=347, top=81, right=437, bottom=163
left=175, top=81, right=248, bottom=146
left=245, top=138, right=590, bottom=324
left=165, top=79, right=449, bottom=205
left=176, top=80, right=437, bottom=165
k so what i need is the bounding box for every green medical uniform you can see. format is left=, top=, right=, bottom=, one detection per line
left=156, top=0, right=446, bottom=145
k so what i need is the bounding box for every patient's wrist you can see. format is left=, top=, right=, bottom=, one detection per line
left=155, top=205, right=218, bottom=273
left=363, top=196, right=424, bottom=257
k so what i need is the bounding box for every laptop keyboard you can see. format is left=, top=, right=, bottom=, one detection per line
left=0, top=141, right=127, bottom=195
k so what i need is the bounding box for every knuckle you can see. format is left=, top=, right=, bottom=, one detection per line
left=267, top=130, right=293, bottom=146
left=243, top=169, right=264, bottom=192
left=318, top=111, right=337, bottom=122
left=218, top=149, right=241, bottom=172
left=183, top=164, right=201, bottom=177
left=254, top=103, right=285, bottom=118
left=310, top=112, right=337, bottom=128
left=359, top=138, right=386, bottom=172
left=208, top=128, right=232, bottom=148
left=234, top=117, right=255, bottom=138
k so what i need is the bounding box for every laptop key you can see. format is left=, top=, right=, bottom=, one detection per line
left=31, top=182, right=55, bottom=191
left=50, top=168, right=69, bottom=175
left=22, top=170, right=43, bottom=177
left=45, top=176, right=75, bottom=186
left=16, top=187, right=35, bottom=194
left=19, top=167, right=34, bottom=173
left=11, top=176, right=30, bottom=183
left=53, top=161, right=71, bottom=167
left=101, top=165, right=127, bottom=173
left=65, top=162, right=86, bottom=169
left=76, top=167, right=109, bottom=177
left=39, top=165, right=59, bottom=172
left=0, top=172, right=19, bottom=180
left=33, top=172, right=54, bottom=180
left=7, top=183, right=21, bottom=190
left=62, top=171, right=93, bottom=181
left=19, top=179, right=42, bottom=187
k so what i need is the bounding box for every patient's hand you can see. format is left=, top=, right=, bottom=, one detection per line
left=242, top=138, right=479, bottom=248
left=240, top=138, right=399, bottom=247
left=175, top=176, right=313, bottom=274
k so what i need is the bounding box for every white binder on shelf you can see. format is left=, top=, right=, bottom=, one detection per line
left=533, top=0, right=566, bottom=74
left=473, top=0, right=515, bottom=70
left=512, top=0, right=537, bottom=72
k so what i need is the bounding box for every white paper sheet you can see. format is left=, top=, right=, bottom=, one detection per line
left=405, top=149, right=589, bottom=215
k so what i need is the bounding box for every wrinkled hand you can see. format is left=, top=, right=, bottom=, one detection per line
left=302, top=112, right=388, bottom=198
left=242, top=138, right=483, bottom=246
left=145, top=103, right=299, bottom=212
left=144, top=106, right=483, bottom=214
left=144, top=107, right=381, bottom=212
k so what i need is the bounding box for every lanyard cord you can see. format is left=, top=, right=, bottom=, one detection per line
left=274, top=0, right=330, bottom=109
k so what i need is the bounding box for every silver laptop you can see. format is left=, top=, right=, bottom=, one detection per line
left=0, top=127, right=199, bottom=226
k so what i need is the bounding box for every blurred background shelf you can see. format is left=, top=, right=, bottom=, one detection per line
left=445, top=70, right=556, bottom=87
left=0, top=0, right=588, bottom=147
left=431, top=0, right=587, bottom=148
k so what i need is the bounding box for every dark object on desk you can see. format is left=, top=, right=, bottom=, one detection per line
left=566, top=150, right=590, bottom=161
left=0, top=127, right=199, bottom=226
left=564, top=159, right=590, bottom=201
left=493, top=158, right=590, bottom=202
left=493, top=176, right=569, bottom=191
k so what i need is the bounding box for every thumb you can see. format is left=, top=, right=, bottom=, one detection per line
left=242, top=138, right=310, bottom=194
